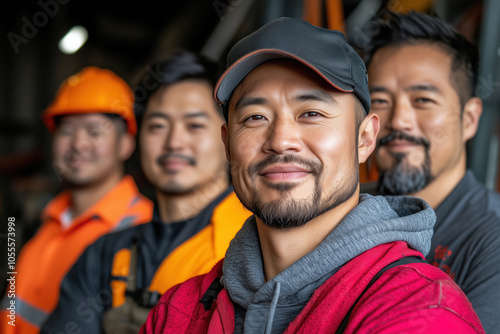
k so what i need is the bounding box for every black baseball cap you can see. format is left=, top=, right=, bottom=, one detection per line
left=214, top=17, right=370, bottom=120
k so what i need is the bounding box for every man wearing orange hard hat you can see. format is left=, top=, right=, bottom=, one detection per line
left=1, top=67, right=153, bottom=334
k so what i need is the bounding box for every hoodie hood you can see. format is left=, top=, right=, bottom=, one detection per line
left=221, top=194, right=435, bottom=334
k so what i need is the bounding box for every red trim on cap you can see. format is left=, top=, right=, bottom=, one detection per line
left=214, top=48, right=353, bottom=104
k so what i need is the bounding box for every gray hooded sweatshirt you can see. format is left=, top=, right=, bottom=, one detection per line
left=221, top=194, right=435, bottom=334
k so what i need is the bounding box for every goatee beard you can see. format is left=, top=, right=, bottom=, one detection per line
left=378, top=152, right=433, bottom=195
left=377, top=131, right=433, bottom=196
left=237, top=154, right=358, bottom=230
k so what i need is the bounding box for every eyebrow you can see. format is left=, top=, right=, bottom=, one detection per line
left=60, top=121, right=109, bottom=128
left=234, top=89, right=336, bottom=112
left=234, top=96, right=267, bottom=112
left=369, top=85, right=389, bottom=94
left=86, top=121, right=108, bottom=128
left=405, top=84, right=442, bottom=94
left=145, top=111, right=210, bottom=121
left=369, top=84, right=443, bottom=95
left=145, top=111, right=170, bottom=121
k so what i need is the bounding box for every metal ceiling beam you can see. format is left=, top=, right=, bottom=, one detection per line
left=201, top=0, right=257, bottom=61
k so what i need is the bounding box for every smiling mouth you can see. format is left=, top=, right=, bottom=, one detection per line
left=260, top=165, right=311, bottom=181
left=65, top=155, right=93, bottom=167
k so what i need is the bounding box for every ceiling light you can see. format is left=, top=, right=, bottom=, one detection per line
left=58, top=26, right=88, bottom=54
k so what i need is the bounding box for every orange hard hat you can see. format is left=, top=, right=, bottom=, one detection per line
left=42, top=66, right=137, bottom=136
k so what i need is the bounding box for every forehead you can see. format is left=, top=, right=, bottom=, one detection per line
left=57, top=113, right=113, bottom=125
left=145, top=80, right=219, bottom=120
left=368, top=44, right=453, bottom=89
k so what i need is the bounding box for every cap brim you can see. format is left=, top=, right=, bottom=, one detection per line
left=214, top=49, right=354, bottom=104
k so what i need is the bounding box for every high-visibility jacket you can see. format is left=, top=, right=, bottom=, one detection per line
left=40, top=187, right=251, bottom=334
left=1, top=175, right=152, bottom=334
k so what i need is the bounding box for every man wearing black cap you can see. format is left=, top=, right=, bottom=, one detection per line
left=140, top=18, right=484, bottom=333
left=363, top=11, right=500, bottom=332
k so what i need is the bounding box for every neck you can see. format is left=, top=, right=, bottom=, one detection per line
left=156, top=172, right=229, bottom=223
left=413, top=153, right=466, bottom=209
left=257, top=189, right=360, bottom=281
left=69, top=172, right=123, bottom=218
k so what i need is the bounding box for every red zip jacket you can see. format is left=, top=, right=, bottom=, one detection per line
left=141, top=241, right=484, bottom=333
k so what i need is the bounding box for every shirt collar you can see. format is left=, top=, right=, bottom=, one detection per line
left=42, top=175, right=142, bottom=228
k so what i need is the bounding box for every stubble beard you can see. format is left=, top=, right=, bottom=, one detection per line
left=157, top=180, right=197, bottom=196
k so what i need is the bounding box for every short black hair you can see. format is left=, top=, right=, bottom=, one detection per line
left=363, top=11, right=479, bottom=108
left=133, top=50, right=223, bottom=129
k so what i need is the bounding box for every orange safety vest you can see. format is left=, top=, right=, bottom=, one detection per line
left=109, top=192, right=251, bottom=308
left=1, top=176, right=152, bottom=334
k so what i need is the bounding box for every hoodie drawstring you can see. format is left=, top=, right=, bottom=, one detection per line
left=265, top=281, right=281, bottom=334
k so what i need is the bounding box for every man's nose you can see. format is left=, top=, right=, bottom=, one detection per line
left=262, top=116, right=303, bottom=155
left=386, top=98, right=417, bottom=132
left=164, top=123, right=188, bottom=151
left=70, top=129, right=92, bottom=152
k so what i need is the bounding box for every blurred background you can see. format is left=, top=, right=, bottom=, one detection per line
left=1, top=0, right=499, bottom=289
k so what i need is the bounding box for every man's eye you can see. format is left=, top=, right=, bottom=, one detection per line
left=415, top=97, right=435, bottom=104
left=148, top=123, right=164, bottom=130
left=188, top=123, right=205, bottom=130
left=244, top=115, right=266, bottom=122
left=371, top=98, right=388, bottom=105
left=89, top=130, right=101, bottom=137
left=300, top=111, right=322, bottom=118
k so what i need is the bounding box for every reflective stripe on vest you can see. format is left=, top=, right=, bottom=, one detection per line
left=112, top=195, right=142, bottom=231
left=114, top=215, right=137, bottom=231
left=1, top=295, right=49, bottom=327
left=129, top=195, right=141, bottom=207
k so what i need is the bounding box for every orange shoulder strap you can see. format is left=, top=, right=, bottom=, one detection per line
left=148, top=192, right=250, bottom=294
left=110, top=248, right=132, bottom=307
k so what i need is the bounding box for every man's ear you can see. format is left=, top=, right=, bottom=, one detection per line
left=119, top=133, right=136, bottom=161
left=358, top=113, right=380, bottom=164
left=221, top=123, right=230, bottom=161
left=462, top=97, right=482, bottom=142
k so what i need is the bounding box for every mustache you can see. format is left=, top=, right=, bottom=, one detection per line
left=378, top=131, right=430, bottom=150
left=156, top=153, right=196, bottom=166
left=248, top=154, right=322, bottom=177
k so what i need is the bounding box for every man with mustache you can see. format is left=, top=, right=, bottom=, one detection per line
left=1, top=67, right=153, bottom=334
left=141, top=18, right=483, bottom=333
left=364, top=11, right=500, bottom=331
left=41, top=51, right=250, bottom=334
